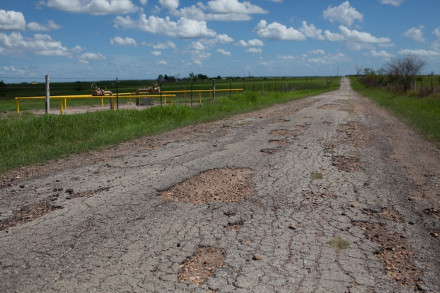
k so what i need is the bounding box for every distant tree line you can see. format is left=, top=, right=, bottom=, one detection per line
left=356, top=54, right=434, bottom=95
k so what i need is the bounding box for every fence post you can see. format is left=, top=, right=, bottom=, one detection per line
left=212, top=79, right=216, bottom=100
left=45, top=75, right=50, bottom=114
left=116, top=77, right=119, bottom=110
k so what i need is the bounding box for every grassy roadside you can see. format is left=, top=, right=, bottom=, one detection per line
left=0, top=81, right=339, bottom=173
left=350, top=76, right=440, bottom=145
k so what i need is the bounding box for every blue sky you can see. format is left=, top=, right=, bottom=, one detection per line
left=0, top=0, right=439, bottom=82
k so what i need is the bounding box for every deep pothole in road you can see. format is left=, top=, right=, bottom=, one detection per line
left=354, top=221, right=422, bottom=290
left=178, top=246, right=226, bottom=285
left=160, top=167, right=256, bottom=203
left=0, top=202, right=63, bottom=231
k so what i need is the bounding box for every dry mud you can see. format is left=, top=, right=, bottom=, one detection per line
left=1, top=77, right=440, bottom=292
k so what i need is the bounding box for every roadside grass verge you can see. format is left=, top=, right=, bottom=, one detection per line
left=0, top=82, right=339, bottom=173
left=350, top=77, right=440, bottom=145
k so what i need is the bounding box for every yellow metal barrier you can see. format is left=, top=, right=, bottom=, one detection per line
left=14, top=93, right=176, bottom=115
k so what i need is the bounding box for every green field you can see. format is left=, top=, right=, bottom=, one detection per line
left=350, top=76, right=440, bottom=145
left=0, top=77, right=340, bottom=173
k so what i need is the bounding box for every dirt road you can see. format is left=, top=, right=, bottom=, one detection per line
left=1, top=77, right=439, bottom=292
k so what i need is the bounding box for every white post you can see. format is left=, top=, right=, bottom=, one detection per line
left=45, top=75, right=50, bottom=114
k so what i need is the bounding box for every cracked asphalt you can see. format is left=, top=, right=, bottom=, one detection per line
left=1, top=77, right=440, bottom=292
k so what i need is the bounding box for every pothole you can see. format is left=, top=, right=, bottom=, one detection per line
left=65, top=187, right=110, bottom=199
left=0, top=202, right=63, bottom=231
left=270, top=129, right=298, bottom=137
left=354, top=221, right=422, bottom=289
left=318, top=104, right=339, bottom=109
left=260, top=148, right=279, bottom=155
left=226, top=220, right=244, bottom=231
left=160, top=168, right=256, bottom=203
left=332, top=156, right=363, bottom=172
left=268, top=139, right=289, bottom=146
left=178, top=246, right=226, bottom=285
left=362, top=206, right=403, bottom=223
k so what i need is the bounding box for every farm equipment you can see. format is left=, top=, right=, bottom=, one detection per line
left=91, top=83, right=113, bottom=96
left=136, top=82, right=161, bottom=105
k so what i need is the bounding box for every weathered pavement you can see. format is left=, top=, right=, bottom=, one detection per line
left=1, top=77, right=440, bottom=292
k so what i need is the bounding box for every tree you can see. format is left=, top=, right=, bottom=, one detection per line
left=385, top=54, right=426, bottom=92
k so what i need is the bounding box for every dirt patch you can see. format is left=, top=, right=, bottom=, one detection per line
left=318, top=104, right=339, bottom=109
left=355, top=221, right=422, bottom=289
left=268, top=139, right=289, bottom=147
left=331, top=155, right=363, bottom=172
left=424, top=208, right=440, bottom=221
left=178, top=246, right=226, bottom=285
left=271, top=129, right=298, bottom=137
left=65, top=187, right=110, bottom=200
left=260, top=148, right=279, bottom=155
left=363, top=206, right=404, bottom=223
left=0, top=202, right=62, bottom=231
left=160, top=168, right=256, bottom=203
left=226, top=220, right=244, bottom=232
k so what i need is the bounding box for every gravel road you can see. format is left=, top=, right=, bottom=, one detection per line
left=1, top=77, right=440, bottom=292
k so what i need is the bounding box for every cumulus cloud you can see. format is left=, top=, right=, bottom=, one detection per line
left=114, top=14, right=216, bottom=38
left=246, top=47, right=262, bottom=53
left=0, top=10, right=26, bottom=31
left=276, top=55, right=295, bottom=60
left=236, top=39, right=264, bottom=47
left=324, top=30, right=345, bottom=41
left=323, top=1, right=363, bottom=27
left=307, top=52, right=348, bottom=65
left=255, top=20, right=305, bottom=41
left=338, top=25, right=392, bottom=50
left=153, top=41, right=176, bottom=49
left=398, top=49, right=440, bottom=57
left=379, top=0, right=404, bottom=6
left=0, top=32, right=82, bottom=56
left=404, top=26, right=425, bottom=42
left=159, top=0, right=179, bottom=10
left=369, top=50, right=394, bottom=58
left=156, top=60, right=167, bottom=66
left=42, top=0, right=138, bottom=15
left=151, top=50, right=162, bottom=56
left=300, top=21, right=324, bottom=40
left=433, top=27, right=440, bottom=51
left=110, top=36, right=137, bottom=46
left=309, top=49, right=325, bottom=54
left=170, top=0, right=267, bottom=22
left=79, top=52, right=106, bottom=64
left=217, top=48, right=231, bottom=56
left=27, top=20, right=61, bottom=31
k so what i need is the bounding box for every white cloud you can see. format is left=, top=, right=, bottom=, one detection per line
left=339, top=25, right=392, bottom=50
left=215, top=34, right=233, bottom=43
left=217, top=48, right=231, bottom=56
left=398, top=49, right=440, bottom=57
left=309, top=49, right=325, bottom=54
left=379, top=0, right=404, bottom=7
left=255, top=20, right=305, bottom=41
left=153, top=41, right=176, bottom=49
left=307, top=52, right=348, bottom=65
left=79, top=52, right=106, bottom=64
left=139, top=0, right=148, bottom=5
left=276, top=55, right=295, bottom=60
left=159, top=0, right=179, bottom=10
left=0, top=10, right=26, bottom=31
left=324, top=30, right=344, bottom=41
left=323, top=1, right=363, bottom=27
left=246, top=47, right=262, bottom=53
left=242, top=39, right=263, bottom=47
left=110, top=36, right=137, bottom=46
left=0, top=32, right=82, bottom=56
left=172, top=0, right=267, bottom=22
left=156, top=60, right=167, bottom=66
left=433, top=27, right=440, bottom=51
left=369, top=50, right=394, bottom=58
left=27, top=20, right=61, bottom=31
left=151, top=50, right=162, bottom=56
left=300, top=21, right=324, bottom=40
left=404, top=26, right=425, bottom=42
left=42, top=0, right=138, bottom=15
left=114, top=14, right=216, bottom=38
left=2, top=65, right=26, bottom=75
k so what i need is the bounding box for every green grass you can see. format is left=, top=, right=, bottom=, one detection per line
left=350, top=77, right=440, bottom=145
left=0, top=79, right=339, bottom=173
